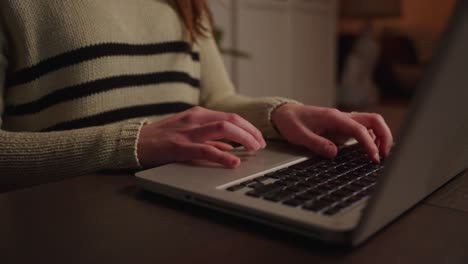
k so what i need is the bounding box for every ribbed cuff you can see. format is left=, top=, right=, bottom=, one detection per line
left=115, top=119, right=148, bottom=169
left=257, top=97, right=303, bottom=139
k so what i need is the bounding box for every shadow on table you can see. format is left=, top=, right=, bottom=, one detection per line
left=121, top=185, right=353, bottom=257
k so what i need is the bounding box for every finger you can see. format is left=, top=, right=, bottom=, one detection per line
left=205, top=141, right=234, bottom=151
left=178, top=143, right=241, bottom=168
left=292, top=124, right=338, bottom=159
left=368, top=129, right=377, bottom=141
left=326, top=133, right=351, bottom=146
left=184, top=107, right=266, bottom=148
left=188, top=121, right=261, bottom=152
left=332, top=115, right=380, bottom=163
left=350, top=112, right=394, bottom=157
left=368, top=129, right=382, bottom=151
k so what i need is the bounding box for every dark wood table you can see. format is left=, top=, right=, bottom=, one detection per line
left=1, top=103, right=468, bottom=264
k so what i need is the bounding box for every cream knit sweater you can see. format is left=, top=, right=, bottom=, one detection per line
left=0, top=0, right=298, bottom=190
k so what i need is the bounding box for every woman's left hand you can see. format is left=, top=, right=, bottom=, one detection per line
left=271, top=103, right=393, bottom=163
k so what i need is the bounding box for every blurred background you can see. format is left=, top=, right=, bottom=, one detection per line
left=207, top=0, right=455, bottom=111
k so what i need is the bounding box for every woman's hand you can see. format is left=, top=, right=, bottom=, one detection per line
left=137, top=106, right=266, bottom=168
left=271, top=103, right=393, bottom=163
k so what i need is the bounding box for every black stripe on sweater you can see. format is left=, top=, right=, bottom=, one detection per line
left=4, top=71, right=199, bottom=116
left=5, top=41, right=200, bottom=87
left=42, top=102, right=195, bottom=131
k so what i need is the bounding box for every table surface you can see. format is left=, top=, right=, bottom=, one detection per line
left=1, top=102, right=468, bottom=264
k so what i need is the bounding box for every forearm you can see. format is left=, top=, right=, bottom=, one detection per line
left=0, top=120, right=144, bottom=191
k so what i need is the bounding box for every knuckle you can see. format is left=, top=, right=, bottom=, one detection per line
left=190, top=106, right=204, bottom=113
left=183, top=106, right=205, bottom=121
left=354, top=124, right=368, bottom=136
left=215, top=121, right=230, bottom=131
left=200, top=145, right=216, bottom=157
left=324, top=108, right=341, bottom=117
left=369, top=113, right=384, bottom=122
left=181, top=114, right=195, bottom=124
left=372, top=113, right=385, bottom=123
left=227, top=113, right=241, bottom=123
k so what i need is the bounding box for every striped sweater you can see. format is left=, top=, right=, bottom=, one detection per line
left=0, top=0, right=297, bottom=190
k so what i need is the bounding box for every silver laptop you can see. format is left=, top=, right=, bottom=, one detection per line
left=136, top=0, right=468, bottom=246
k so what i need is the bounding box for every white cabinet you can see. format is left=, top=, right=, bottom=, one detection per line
left=208, top=0, right=337, bottom=107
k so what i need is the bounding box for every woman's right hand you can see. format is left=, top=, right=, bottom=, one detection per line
left=137, top=106, right=266, bottom=169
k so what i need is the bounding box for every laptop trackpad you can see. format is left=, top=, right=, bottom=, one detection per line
left=426, top=170, right=468, bottom=213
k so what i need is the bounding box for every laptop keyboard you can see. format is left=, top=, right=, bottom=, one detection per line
left=225, top=145, right=384, bottom=216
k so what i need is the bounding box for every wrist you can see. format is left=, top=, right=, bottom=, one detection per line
left=271, top=103, right=295, bottom=125
left=270, top=103, right=297, bottom=136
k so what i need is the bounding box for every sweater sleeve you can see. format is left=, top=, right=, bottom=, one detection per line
left=198, top=31, right=301, bottom=139
left=0, top=28, right=144, bottom=191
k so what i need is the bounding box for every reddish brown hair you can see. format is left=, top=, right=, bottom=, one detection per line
left=169, top=0, right=213, bottom=42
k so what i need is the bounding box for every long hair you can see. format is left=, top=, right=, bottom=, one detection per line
left=169, top=0, right=213, bottom=42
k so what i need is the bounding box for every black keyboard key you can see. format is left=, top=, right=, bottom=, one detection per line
left=255, top=176, right=270, bottom=182
left=277, top=167, right=298, bottom=175
left=341, top=195, right=361, bottom=206
left=302, top=199, right=333, bottom=212
left=264, top=189, right=296, bottom=202
left=301, top=178, right=320, bottom=187
left=296, top=182, right=311, bottom=190
left=246, top=190, right=262, bottom=197
left=359, top=176, right=376, bottom=184
left=325, top=168, right=340, bottom=176
left=332, top=188, right=355, bottom=197
left=283, top=199, right=305, bottom=207
left=323, top=200, right=350, bottom=215
left=226, top=184, right=245, bottom=192
left=323, top=206, right=341, bottom=215
left=246, top=183, right=282, bottom=197
left=294, top=191, right=321, bottom=202
left=328, top=178, right=347, bottom=186
left=304, top=167, right=322, bottom=175
left=248, top=182, right=265, bottom=189
left=341, top=184, right=361, bottom=192
left=336, top=165, right=353, bottom=174
left=356, top=189, right=371, bottom=199
left=347, top=170, right=364, bottom=178
left=293, top=171, right=310, bottom=178
left=306, top=188, right=326, bottom=196
left=351, top=180, right=370, bottom=188
left=241, top=179, right=256, bottom=186
left=318, top=172, right=334, bottom=180
left=276, top=177, right=299, bottom=186
left=316, top=183, right=335, bottom=192
left=339, top=174, right=356, bottom=182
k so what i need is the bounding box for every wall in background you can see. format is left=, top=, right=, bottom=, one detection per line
left=339, top=0, right=456, bottom=62
left=207, top=0, right=338, bottom=107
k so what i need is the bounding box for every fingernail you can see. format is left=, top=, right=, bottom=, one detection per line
left=326, top=143, right=337, bottom=157
left=229, top=159, right=240, bottom=168
left=374, top=153, right=381, bottom=163
left=253, top=141, right=261, bottom=151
